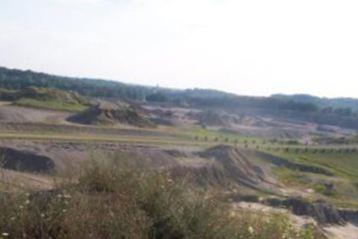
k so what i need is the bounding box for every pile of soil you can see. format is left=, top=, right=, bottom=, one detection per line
left=172, top=145, right=272, bottom=190
left=198, top=145, right=267, bottom=188
left=195, top=110, right=234, bottom=127
left=67, top=102, right=154, bottom=127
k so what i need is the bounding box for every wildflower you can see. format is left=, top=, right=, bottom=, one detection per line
left=248, top=226, right=254, bottom=235
left=19, top=205, right=24, bottom=209
left=2, top=232, right=9, bottom=237
left=63, top=194, right=71, bottom=199
left=229, top=211, right=236, bottom=218
left=41, top=213, right=45, bottom=218
left=25, top=199, right=30, bottom=205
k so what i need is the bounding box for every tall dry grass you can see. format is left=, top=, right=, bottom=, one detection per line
left=0, top=158, right=324, bottom=239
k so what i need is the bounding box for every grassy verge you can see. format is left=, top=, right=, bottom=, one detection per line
left=0, top=159, right=323, bottom=239
left=271, top=151, right=358, bottom=208
left=15, top=98, right=87, bottom=112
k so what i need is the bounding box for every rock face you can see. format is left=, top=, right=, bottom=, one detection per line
left=265, top=197, right=345, bottom=225
left=68, top=102, right=154, bottom=127
left=339, top=209, right=358, bottom=225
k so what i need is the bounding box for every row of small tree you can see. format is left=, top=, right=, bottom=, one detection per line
left=193, top=135, right=357, bottom=154
left=193, top=136, right=302, bottom=146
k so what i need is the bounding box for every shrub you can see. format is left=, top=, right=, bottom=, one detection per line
left=0, top=159, right=323, bottom=239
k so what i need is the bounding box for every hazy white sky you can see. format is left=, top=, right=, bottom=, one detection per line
left=1, top=0, right=358, bottom=97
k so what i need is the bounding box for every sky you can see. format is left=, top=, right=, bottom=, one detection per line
left=0, top=0, right=358, bottom=98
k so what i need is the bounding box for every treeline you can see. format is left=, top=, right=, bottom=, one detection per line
left=0, top=67, right=319, bottom=113
left=1, top=66, right=357, bottom=129
left=0, top=67, right=155, bottom=101
left=272, top=94, right=358, bottom=114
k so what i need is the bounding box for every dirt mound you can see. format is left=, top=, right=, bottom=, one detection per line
left=197, top=145, right=268, bottom=188
left=170, top=145, right=274, bottom=190
left=0, top=147, right=55, bottom=173
left=195, top=110, right=234, bottom=127
left=67, top=102, right=154, bottom=127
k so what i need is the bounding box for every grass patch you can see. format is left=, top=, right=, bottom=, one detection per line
left=276, top=151, right=358, bottom=180
left=178, top=126, right=263, bottom=145
left=15, top=98, right=88, bottom=112
left=270, top=151, right=358, bottom=208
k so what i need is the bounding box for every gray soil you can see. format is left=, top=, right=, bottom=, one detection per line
left=0, top=104, right=69, bottom=123
left=0, top=147, right=55, bottom=173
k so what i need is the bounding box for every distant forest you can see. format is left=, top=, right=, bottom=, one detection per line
left=0, top=66, right=357, bottom=129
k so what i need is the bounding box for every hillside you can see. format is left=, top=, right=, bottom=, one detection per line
left=272, top=94, right=358, bottom=114
left=0, top=66, right=358, bottom=129
left=0, top=66, right=155, bottom=101
left=0, top=69, right=357, bottom=238
left=68, top=102, right=154, bottom=127
left=0, top=86, right=89, bottom=112
left=1, top=66, right=357, bottom=110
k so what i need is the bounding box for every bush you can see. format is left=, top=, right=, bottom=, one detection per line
left=0, top=159, right=323, bottom=239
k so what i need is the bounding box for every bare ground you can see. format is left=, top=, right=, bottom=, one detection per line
left=235, top=202, right=358, bottom=239
left=0, top=104, right=70, bottom=123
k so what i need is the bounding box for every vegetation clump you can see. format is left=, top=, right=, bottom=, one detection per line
left=0, top=159, right=323, bottom=239
left=0, top=86, right=89, bottom=112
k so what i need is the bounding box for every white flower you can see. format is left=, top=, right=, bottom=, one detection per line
left=2, top=232, right=9, bottom=237
left=248, top=226, right=254, bottom=234
left=63, top=194, right=71, bottom=199
left=25, top=199, right=30, bottom=205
